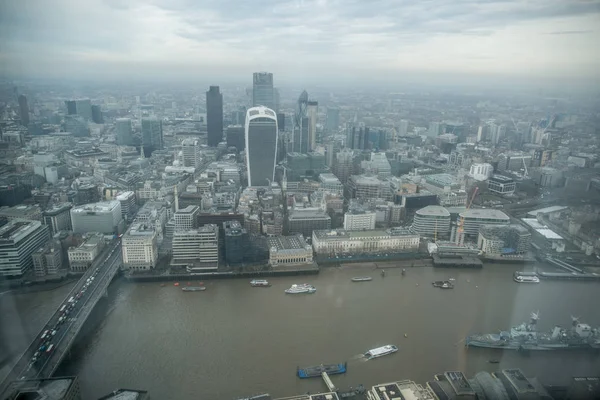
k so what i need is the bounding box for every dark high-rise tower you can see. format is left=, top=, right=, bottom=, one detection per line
left=18, top=95, right=29, bottom=126
left=292, top=90, right=309, bottom=154
left=252, top=72, right=275, bottom=110
left=141, top=117, right=163, bottom=156
left=206, top=86, right=223, bottom=147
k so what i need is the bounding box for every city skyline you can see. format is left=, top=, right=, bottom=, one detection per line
left=0, top=1, right=599, bottom=90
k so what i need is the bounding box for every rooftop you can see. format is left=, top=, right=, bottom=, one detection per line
left=2, top=377, right=78, bottom=400
left=460, top=208, right=510, bottom=221
left=416, top=205, right=450, bottom=217
left=97, top=389, right=149, bottom=400
left=0, top=204, right=41, bottom=218
left=313, top=228, right=418, bottom=240
left=71, top=201, right=119, bottom=214
left=127, top=222, right=155, bottom=236
left=267, top=234, right=309, bottom=251
left=527, top=206, right=568, bottom=217
left=489, top=174, right=514, bottom=182
left=319, top=173, right=341, bottom=184
left=0, top=220, right=42, bottom=242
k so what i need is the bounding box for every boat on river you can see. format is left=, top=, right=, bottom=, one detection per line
left=432, top=280, right=454, bottom=289
left=182, top=286, right=206, bottom=292
left=250, top=279, right=271, bottom=287
left=514, top=275, right=540, bottom=284
left=285, top=284, right=316, bottom=294
left=297, top=362, right=347, bottom=378
left=351, top=276, right=372, bottom=282
left=365, top=345, right=398, bottom=360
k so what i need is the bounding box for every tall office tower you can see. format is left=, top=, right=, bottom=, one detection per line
left=476, top=126, right=484, bottom=142
left=65, top=100, right=77, bottom=115
left=141, top=117, right=163, bottom=156
left=332, top=149, right=354, bottom=184
left=428, top=121, right=440, bottom=137
left=226, top=125, right=245, bottom=152
left=18, top=94, right=29, bottom=126
left=398, top=119, right=409, bottom=136
left=347, top=126, right=369, bottom=150
left=252, top=72, right=275, bottom=110
left=64, top=115, right=89, bottom=137
left=307, top=101, right=318, bottom=151
left=277, top=112, right=285, bottom=132
left=91, top=105, right=103, bottom=123
left=293, top=90, right=309, bottom=153
left=206, top=86, right=223, bottom=147
left=65, top=99, right=92, bottom=120
left=245, top=106, right=278, bottom=187
left=116, top=118, right=133, bottom=145
left=489, top=123, right=499, bottom=145
left=326, top=107, right=339, bottom=132
left=181, top=138, right=202, bottom=168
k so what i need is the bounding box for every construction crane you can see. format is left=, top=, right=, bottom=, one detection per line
left=455, top=186, right=479, bottom=244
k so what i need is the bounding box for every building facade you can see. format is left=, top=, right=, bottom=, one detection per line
left=252, top=72, right=275, bottom=110
left=343, top=210, right=376, bottom=231
left=288, top=209, right=331, bottom=238
left=206, top=86, right=223, bottom=147
left=141, top=117, right=163, bottom=156
left=0, top=220, right=50, bottom=276
left=488, top=175, right=516, bottom=195
left=267, top=235, right=313, bottom=267
left=67, top=233, right=105, bottom=272
left=312, top=228, right=420, bottom=256
left=458, top=209, right=510, bottom=238
left=70, top=201, right=123, bottom=235
left=411, top=205, right=451, bottom=238
left=245, top=106, right=278, bottom=187
left=122, top=222, right=158, bottom=270
left=477, top=224, right=531, bottom=255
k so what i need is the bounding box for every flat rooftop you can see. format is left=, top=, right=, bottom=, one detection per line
left=489, top=174, right=514, bottom=182
left=313, top=228, right=418, bottom=240
left=71, top=201, right=119, bottom=214
left=0, top=220, right=41, bottom=241
left=460, top=208, right=509, bottom=220
left=267, top=234, right=308, bottom=250
left=416, top=205, right=450, bottom=217
left=527, top=206, right=568, bottom=217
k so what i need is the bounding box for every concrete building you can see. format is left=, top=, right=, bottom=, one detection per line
left=174, top=205, right=199, bottom=231
left=348, top=175, right=389, bottom=200
left=469, top=163, right=493, bottom=181
left=312, top=228, right=420, bottom=256
left=115, top=118, right=133, bottom=146
left=181, top=138, right=202, bottom=169
left=0, top=376, right=82, bottom=400
left=245, top=106, right=278, bottom=187
left=0, top=220, right=50, bottom=276
left=288, top=209, right=331, bottom=238
left=226, top=125, right=245, bottom=152
left=362, top=152, right=392, bottom=178
left=32, top=240, right=63, bottom=277
left=70, top=201, right=123, bottom=235
left=488, top=174, right=516, bottom=195
left=411, top=206, right=451, bottom=239
left=318, top=173, right=343, bottom=195
left=497, top=152, right=531, bottom=172
left=0, top=204, right=43, bottom=222
left=267, top=234, right=313, bottom=267
left=224, top=220, right=247, bottom=265
left=206, top=86, right=223, bottom=147
left=122, top=222, right=158, bottom=270
left=477, top=224, right=531, bottom=255
left=344, top=208, right=376, bottom=231
left=116, top=191, right=136, bottom=222
left=67, top=233, right=105, bottom=272
left=458, top=209, right=510, bottom=238
left=332, top=149, right=354, bottom=184
left=326, top=107, right=339, bottom=132
left=172, top=224, right=219, bottom=269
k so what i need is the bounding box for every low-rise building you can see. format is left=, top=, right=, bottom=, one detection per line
left=32, top=240, right=63, bottom=277
left=0, top=220, right=50, bottom=276
left=67, top=233, right=105, bottom=272
left=43, top=203, right=73, bottom=234
left=488, top=174, right=516, bottom=195
left=343, top=208, right=376, bottom=231
left=312, top=228, right=420, bottom=257
left=288, top=208, right=331, bottom=238
left=458, top=208, right=510, bottom=238
left=411, top=205, right=451, bottom=239
left=477, top=224, right=531, bottom=255
left=70, top=201, right=123, bottom=235
left=267, top=234, right=313, bottom=267
left=122, top=222, right=158, bottom=271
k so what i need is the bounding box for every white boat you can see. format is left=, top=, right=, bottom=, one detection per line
left=351, top=276, right=372, bottom=282
left=250, top=279, right=271, bottom=287
left=285, top=284, right=316, bottom=294
left=365, top=345, right=398, bottom=360
left=514, top=275, right=540, bottom=283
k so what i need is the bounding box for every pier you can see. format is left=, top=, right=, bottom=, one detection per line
left=321, top=372, right=337, bottom=392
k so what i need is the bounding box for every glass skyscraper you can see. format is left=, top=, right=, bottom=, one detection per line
left=141, top=117, right=163, bottom=156
left=245, top=106, right=278, bottom=187
left=252, top=72, right=275, bottom=111
left=206, top=86, right=223, bottom=147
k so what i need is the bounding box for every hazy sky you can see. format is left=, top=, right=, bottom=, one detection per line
left=1, top=0, right=599, bottom=87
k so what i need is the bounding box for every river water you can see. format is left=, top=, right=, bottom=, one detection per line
left=6, top=264, right=600, bottom=399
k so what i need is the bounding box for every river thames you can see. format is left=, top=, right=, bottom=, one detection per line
left=4, top=264, right=600, bottom=399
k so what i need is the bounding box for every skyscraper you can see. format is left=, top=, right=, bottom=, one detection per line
left=398, top=119, right=409, bottom=136
left=181, top=138, right=202, bottom=168
left=65, top=100, right=77, bottom=115
left=91, top=105, right=103, bottom=124
left=245, top=106, right=278, bottom=187
left=141, top=117, right=163, bottom=156
left=18, top=95, right=29, bottom=126
left=206, top=86, right=223, bottom=147
left=252, top=72, right=275, bottom=110
left=116, top=118, right=133, bottom=145
left=226, top=125, right=245, bottom=152
left=307, top=101, right=318, bottom=151
left=292, top=91, right=309, bottom=154
left=65, top=99, right=92, bottom=120
left=326, top=107, right=339, bottom=132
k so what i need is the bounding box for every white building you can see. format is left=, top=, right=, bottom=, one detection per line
left=319, top=173, right=343, bottom=195
left=122, top=222, right=158, bottom=271
left=67, top=233, right=105, bottom=272
left=172, top=224, right=219, bottom=269
left=458, top=209, right=510, bottom=238
left=0, top=220, right=50, bottom=277
left=174, top=205, right=199, bottom=231
left=488, top=175, right=516, bottom=195
left=411, top=206, right=451, bottom=239
left=343, top=210, right=376, bottom=231
left=267, top=235, right=313, bottom=267
left=312, top=228, right=420, bottom=256
left=181, top=138, right=202, bottom=169
left=71, top=201, right=123, bottom=235
left=469, top=163, right=493, bottom=181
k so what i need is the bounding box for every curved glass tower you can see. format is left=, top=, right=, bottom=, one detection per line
left=245, top=106, right=278, bottom=187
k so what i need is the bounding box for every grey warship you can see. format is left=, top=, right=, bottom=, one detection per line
left=466, top=312, right=600, bottom=351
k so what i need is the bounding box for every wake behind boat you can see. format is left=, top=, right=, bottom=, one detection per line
left=351, top=276, right=372, bottom=282
left=365, top=345, right=398, bottom=360
left=285, top=284, right=316, bottom=294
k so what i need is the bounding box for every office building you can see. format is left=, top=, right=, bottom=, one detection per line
left=122, top=222, right=158, bottom=270
left=174, top=205, right=199, bottom=231
left=348, top=175, right=390, bottom=200
left=469, top=163, right=493, bottom=181
left=172, top=224, right=219, bottom=269
left=206, top=86, right=223, bottom=147
left=43, top=203, right=73, bottom=234
left=326, top=107, right=339, bottom=132
left=64, top=115, right=89, bottom=137
left=245, top=106, right=278, bottom=187
left=181, top=138, right=202, bottom=169
left=224, top=220, right=247, bottom=265
left=65, top=98, right=92, bottom=120
left=32, top=240, right=63, bottom=277
left=497, top=152, right=531, bottom=172
left=488, top=174, right=516, bottom=195
left=0, top=204, right=43, bottom=222
left=458, top=209, right=510, bottom=238
left=312, top=228, right=420, bottom=256
left=332, top=149, right=354, bottom=184
left=344, top=209, right=376, bottom=231
left=288, top=209, right=331, bottom=238
left=478, top=224, right=531, bottom=255
left=67, top=233, right=105, bottom=272
left=347, top=126, right=369, bottom=150
left=398, top=119, right=409, bottom=137
left=252, top=72, right=275, bottom=110
left=362, top=152, right=392, bottom=178
left=115, top=118, right=133, bottom=146
left=65, top=100, right=77, bottom=115
left=0, top=220, right=50, bottom=276
left=91, top=104, right=103, bottom=124
left=267, top=234, right=313, bottom=267
left=319, top=173, right=343, bottom=195
left=411, top=206, right=451, bottom=239
left=70, top=201, right=123, bottom=235
left=226, top=125, right=245, bottom=152
left=116, top=191, right=136, bottom=222
left=428, top=121, right=440, bottom=137
left=292, top=90, right=310, bottom=153
left=18, top=94, right=29, bottom=126
left=307, top=100, right=318, bottom=151
left=141, top=117, right=163, bottom=156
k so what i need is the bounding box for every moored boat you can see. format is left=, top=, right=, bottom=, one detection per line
left=182, top=286, right=206, bottom=292
left=432, top=280, right=454, bottom=289
left=297, top=362, right=347, bottom=378
left=514, top=275, right=540, bottom=284
left=285, top=284, right=316, bottom=294
left=250, top=279, right=271, bottom=287
left=351, top=276, right=372, bottom=282
left=365, top=345, right=398, bottom=360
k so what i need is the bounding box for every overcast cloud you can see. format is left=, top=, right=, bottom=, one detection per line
left=0, top=0, right=599, bottom=85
